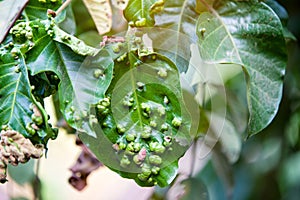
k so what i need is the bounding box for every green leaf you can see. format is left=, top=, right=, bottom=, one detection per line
left=80, top=53, right=193, bottom=187
left=150, top=0, right=199, bottom=72
left=196, top=0, right=287, bottom=135
left=264, top=0, right=296, bottom=42
left=58, top=5, right=76, bottom=35
left=26, top=21, right=113, bottom=133
left=124, top=0, right=164, bottom=27
left=25, top=0, right=62, bottom=20
left=0, top=48, right=56, bottom=144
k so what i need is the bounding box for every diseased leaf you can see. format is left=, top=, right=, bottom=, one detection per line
left=79, top=52, right=193, bottom=187
left=196, top=0, right=287, bottom=135
left=148, top=0, right=199, bottom=72
left=124, top=0, right=164, bottom=27
left=82, top=0, right=112, bottom=35
left=0, top=48, right=56, bottom=144
left=0, top=0, right=28, bottom=43
left=26, top=20, right=114, bottom=134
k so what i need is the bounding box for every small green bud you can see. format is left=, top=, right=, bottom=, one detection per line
left=157, top=68, right=168, bottom=78
left=126, top=142, right=135, bottom=152
left=151, top=166, right=160, bottom=175
left=141, top=126, right=151, bottom=139
left=94, top=69, right=104, bottom=79
left=149, top=120, right=157, bottom=128
left=141, top=164, right=152, bottom=176
left=141, top=102, right=150, bottom=112
left=136, top=82, right=145, bottom=90
left=128, top=21, right=135, bottom=26
left=149, top=141, right=165, bottom=154
left=141, top=131, right=151, bottom=139
left=70, top=106, right=75, bottom=112
left=163, top=96, right=169, bottom=104
left=126, top=133, right=136, bottom=142
left=112, top=44, right=120, bottom=53
left=154, top=145, right=165, bottom=154
left=14, top=66, right=20, bottom=73
left=116, top=53, right=127, bottom=62
left=119, top=142, right=127, bottom=150
left=26, top=123, right=36, bottom=135
left=117, top=124, right=126, bottom=134
left=172, top=117, right=182, bottom=127
left=1, top=125, right=9, bottom=131
left=199, top=28, right=206, bottom=37
left=32, top=114, right=43, bottom=125
left=135, top=18, right=146, bottom=27
left=11, top=48, right=18, bottom=57
left=97, top=104, right=106, bottom=112
left=26, top=32, right=33, bottom=40
left=161, top=123, right=168, bottom=131
left=149, top=155, right=162, bottom=165
left=120, top=155, right=131, bottom=168
left=137, top=173, right=148, bottom=182
left=133, top=142, right=141, bottom=152
left=157, top=105, right=166, bottom=116
left=101, top=97, right=110, bottom=107
left=133, top=155, right=142, bottom=165
left=47, top=30, right=54, bottom=37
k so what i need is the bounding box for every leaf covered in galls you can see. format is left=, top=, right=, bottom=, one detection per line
left=79, top=48, right=194, bottom=187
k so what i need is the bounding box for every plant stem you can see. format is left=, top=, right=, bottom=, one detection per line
left=55, top=0, right=73, bottom=16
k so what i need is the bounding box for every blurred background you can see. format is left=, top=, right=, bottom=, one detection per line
left=0, top=0, right=300, bottom=199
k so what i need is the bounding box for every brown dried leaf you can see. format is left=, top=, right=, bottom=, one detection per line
left=0, top=130, right=44, bottom=183
left=68, top=137, right=102, bottom=191
left=82, top=0, right=112, bottom=35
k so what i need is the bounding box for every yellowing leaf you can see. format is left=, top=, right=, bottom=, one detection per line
left=82, top=0, right=112, bottom=35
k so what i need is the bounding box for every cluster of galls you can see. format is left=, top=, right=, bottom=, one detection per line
left=96, top=97, right=111, bottom=117
left=111, top=101, right=182, bottom=185
left=25, top=104, right=58, bottom=139
left=10, top=22, right=33, bottom=42
left=0, top=130, right=44, bottom=183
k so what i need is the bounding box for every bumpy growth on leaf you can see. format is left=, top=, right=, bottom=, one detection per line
left=79, top=49, right=193, bottom=187
left=0, top=40, right=57, bottom=145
